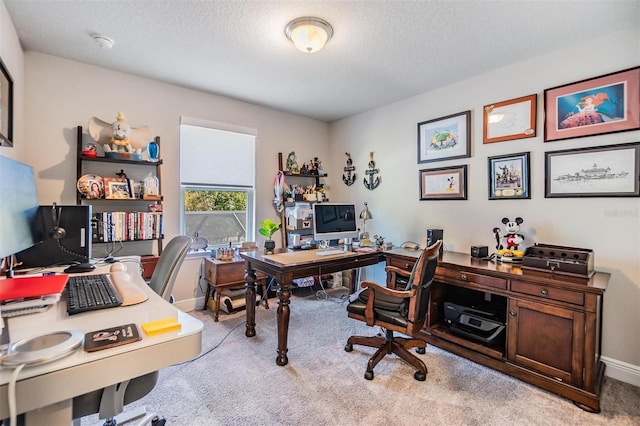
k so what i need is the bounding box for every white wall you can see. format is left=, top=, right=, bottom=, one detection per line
left=19, top=51, right=329, bottom=301
left=328, top=28, right=640, bottom=383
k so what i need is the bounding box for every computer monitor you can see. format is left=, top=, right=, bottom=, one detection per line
left=15, top=204, right=93, bottom=269
left=312, top=203, right=358, bottom=244
left=0, top=156, right=39, bottom=262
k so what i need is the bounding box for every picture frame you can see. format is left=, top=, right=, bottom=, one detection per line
left=417, top=110, right=471, bottom=163
left=544, top=67, right=640, bottom=142
left=483, top=94, right=537, bottom=143
left=0, top=57, right=14, bottom=147
left=419, top=165, right=467, bottom=200
left=104, top=177, right=133, bottom=199
left=545, top=142, right=639, bottom=198
left=488, top=152, right=531, bottom=200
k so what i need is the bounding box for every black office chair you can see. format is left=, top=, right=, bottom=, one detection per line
left=345, top=240, right=441, bottom=381
left=72, top=235, right=192, bottom=426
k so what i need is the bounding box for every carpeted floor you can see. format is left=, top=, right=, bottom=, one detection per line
left=81, top=287, right=640, bottom=425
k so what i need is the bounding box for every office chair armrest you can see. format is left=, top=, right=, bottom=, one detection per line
left=385, top=265, right=411, bottom=288
left=360, top=281, right=417, bottom=326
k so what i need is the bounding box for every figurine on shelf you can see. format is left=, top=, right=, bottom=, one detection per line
left=492, top=217, right=525, bottom=262
left=286, top=151, right=300, bottom=174
left=103, top=112, right=134, bottom=154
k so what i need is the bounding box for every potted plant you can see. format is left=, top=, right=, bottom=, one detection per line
left=258, top=218, right=280, bottom=253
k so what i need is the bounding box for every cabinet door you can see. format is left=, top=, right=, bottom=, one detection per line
left=507, top=298, right=584, bottom=386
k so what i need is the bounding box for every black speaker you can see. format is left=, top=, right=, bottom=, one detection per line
left=49, top=203, right=66, bottom=240
left=426, top=228, right=443, bottom=246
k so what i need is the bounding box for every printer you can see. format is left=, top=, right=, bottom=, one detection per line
left=444, top=301, right=506, bottom=346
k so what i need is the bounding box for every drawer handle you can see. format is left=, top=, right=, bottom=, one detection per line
left=460, top=273, right=467, bottom=281
left=509, top=310, right=517, bottom=317
left=540, top=289, right=549, bottom=296
left=404, top=263, right=410, bottom=270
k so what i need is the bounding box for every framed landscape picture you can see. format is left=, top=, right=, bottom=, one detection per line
left=0, top=57, right=13, bottom=147
left=545, top=142, right=640, bottom=198
left=483, top=94, right=536, bottom=143
left=419, top=165, right=467, bottom=200
left=488, top=152, right=530, bottom=200
left=544, top=67, right=640, bottom=142
left=418, top=111, right=471, bottom=163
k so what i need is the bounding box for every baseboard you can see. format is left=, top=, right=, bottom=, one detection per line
left=603, top=356, right=640, bottom=387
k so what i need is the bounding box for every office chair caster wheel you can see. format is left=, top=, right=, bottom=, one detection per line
left=414, top=371, right=426, bottom=381
left=344, top=343, right=353, bottom=352
left=416, top=347, right=426, bottom=354
left=364, top=370, right=374, bottom=380
left=151, top=416, right=166, bottom=426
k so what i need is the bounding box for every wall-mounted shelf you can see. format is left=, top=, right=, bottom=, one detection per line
left=76, top=125, right=163, bottom=255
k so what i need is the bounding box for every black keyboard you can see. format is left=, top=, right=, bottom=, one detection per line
left=67, top=274, right=122, bottom=315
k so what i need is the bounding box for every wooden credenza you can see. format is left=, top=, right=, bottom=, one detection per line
left=385, top=248, right=609, bottom=413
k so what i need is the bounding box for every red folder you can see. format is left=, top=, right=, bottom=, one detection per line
left=0, top=274, right=69, bottom=302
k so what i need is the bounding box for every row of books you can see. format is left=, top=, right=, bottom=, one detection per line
left=91, top=211, right=164, bottom=242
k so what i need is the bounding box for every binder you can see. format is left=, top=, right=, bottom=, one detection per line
left=0, top=274, right=69, bottom=302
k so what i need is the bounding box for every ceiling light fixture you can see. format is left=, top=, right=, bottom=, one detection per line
left=93, top=34, right=115, bottom=49
left=285, top=17, right=333, bottom=54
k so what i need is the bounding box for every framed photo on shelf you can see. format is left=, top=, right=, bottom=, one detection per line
left=0, top=57, right=14, bottom=147
left=419, top=165, right=467, bottom=200
left=104, top=177, right=133, bottom=199
left=483, top=94, right=537, bottom=144
left=417, top=110, right=471, bottom=163
left=545, top=142, right=640, bottom=198
left=488, top=152, right=530, bottom=200
left=544, top=67, right=640, bottom=142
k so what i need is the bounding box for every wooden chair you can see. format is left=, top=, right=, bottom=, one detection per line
left=345, top=240, right=442, bottom=381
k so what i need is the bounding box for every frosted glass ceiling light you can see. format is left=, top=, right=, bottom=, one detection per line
left=285, top=17, right=333, bottom=53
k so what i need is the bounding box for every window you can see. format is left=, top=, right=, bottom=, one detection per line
left=180, top=119, right=256, bottom=249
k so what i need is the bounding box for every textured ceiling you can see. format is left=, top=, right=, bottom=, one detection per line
left=5, top=0, right=639, bottom=122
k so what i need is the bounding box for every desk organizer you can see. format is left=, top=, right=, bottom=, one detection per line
left=521, top=243, right=594, bottom=278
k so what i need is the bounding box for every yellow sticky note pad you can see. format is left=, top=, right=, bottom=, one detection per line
left=141, top=317, right=181, bottom=336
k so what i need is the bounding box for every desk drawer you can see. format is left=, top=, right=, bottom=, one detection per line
left=387, top=257, right=415, bottom=273
left=511, top=280, right=584, bottom=306
left=437, top=267, right=507, bottom=290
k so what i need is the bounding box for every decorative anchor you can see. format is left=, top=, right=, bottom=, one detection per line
left=363, top=151, right=381, bottom=191
left=342, top=152, right=356, bottom=186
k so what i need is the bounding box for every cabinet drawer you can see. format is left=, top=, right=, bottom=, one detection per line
left=511, top=280, right=584, bottom=306
left=387, top=257, right=415, bottom=273
left=437, top=267, right=507, bottom=290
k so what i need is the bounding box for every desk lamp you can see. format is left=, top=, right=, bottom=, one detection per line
left=359, top=202, right=373, bottom=246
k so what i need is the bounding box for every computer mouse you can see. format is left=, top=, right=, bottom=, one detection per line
left=110, top=262, right=126, bottom=273
left=63, top=262, right=96, bottom=274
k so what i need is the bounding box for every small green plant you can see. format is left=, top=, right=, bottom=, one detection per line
left=258, top=218, right=281, bottom=241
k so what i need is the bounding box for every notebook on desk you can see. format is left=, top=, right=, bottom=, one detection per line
left=0, top=274, right=69, bottom=302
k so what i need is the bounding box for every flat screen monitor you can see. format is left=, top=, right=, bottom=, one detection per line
left=313, top=203, right=358, bottom=243
left=15, top=204, right=92, bottom=269
left=0, top=156, right=39, bottom=260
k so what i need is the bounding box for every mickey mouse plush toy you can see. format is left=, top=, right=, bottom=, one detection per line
left=492, top=217, right=525, bottom=262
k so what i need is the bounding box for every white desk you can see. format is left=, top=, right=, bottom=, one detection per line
left=0, top=260, right=203, bottom=424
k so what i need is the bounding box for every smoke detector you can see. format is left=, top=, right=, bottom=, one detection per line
left=93, top=34, right=115, bottom=49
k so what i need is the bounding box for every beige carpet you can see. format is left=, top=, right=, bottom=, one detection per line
left=82, top=287, right=639, bottom=425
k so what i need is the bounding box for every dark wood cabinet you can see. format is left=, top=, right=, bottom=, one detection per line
left=384, top=248, right=609, bottom=412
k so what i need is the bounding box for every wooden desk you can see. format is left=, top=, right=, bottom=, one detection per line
left=240, top=248, right=383, bottom=366
left=385, top=248, right=609, bottom=412
left=203, top=257, right=268, bottom=321
left=0, top=260, right=203, bottom=424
